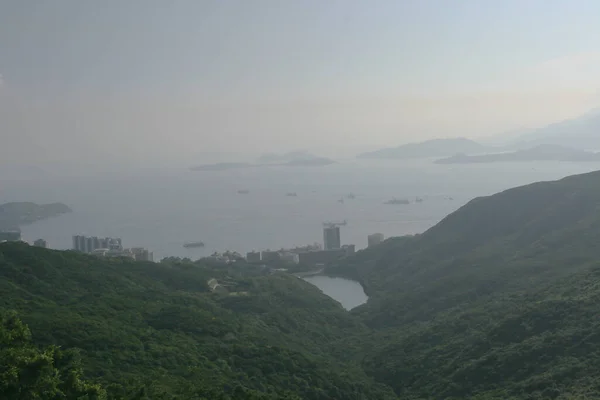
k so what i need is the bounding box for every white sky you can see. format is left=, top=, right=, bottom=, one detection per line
left=1, top=1, right=599, bottom=167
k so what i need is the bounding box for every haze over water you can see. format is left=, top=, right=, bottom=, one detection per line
left=0, top=160, right=596, bottom=260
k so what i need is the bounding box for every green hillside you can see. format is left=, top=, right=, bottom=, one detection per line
left=6, top=170, right=600, bottom=399
left=328, top=170, right=600, bottom=398
left=0, top=243, right=396, bottom=399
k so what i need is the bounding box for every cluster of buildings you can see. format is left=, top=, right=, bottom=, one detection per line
left=245, top=224, right=385, bottom=268
left=0, top=230, right=47, bottom=248
left=72, top=235, right=153, bottom=262
left=0, top=231, right=154, bottom=263
left=1, top=225, right=386, bottom=269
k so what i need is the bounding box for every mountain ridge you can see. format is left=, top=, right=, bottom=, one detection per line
left=325, top=169, right=600, bottom=397
left=356, top=137, right=489, bottom=159
left=511, top=108, right=600, bottom=150
left=435, top=144, right=600, bottom=164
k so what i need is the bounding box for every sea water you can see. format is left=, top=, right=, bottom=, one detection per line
left=1, top=159, right=597, bottom=260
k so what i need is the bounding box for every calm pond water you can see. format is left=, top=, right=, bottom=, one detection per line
left=302, top=275, right=368, bottom=310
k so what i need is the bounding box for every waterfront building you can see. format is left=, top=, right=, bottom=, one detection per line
left=261, top=250, right=281, bottom=263
left=342, top=244, right=355, bottom=255
left=297, top=244, right=355, bottom=267
left=368, top=233, right=385, bottom=247
left=246, top=251, right=261, bottom=263
left=131, top=247, right=154, bottom=262
left=33, top=239, right=47, bottom=248
left=323, top=226, right=341, bottom=250
left=298, top=248, right=345, bottom=267
left=280, top=252, right=300, bottom=264
left=72, top=235, right=123, bottom=253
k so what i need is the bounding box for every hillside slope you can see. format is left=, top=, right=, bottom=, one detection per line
left=7, top=170, right=600, bottom=399
left=0, top=243, right=396, bottom=399
left=513, top=108, right=600, bottom=150
left=328, top=169, right=600, bottom=398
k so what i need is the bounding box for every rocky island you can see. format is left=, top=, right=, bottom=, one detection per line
left=0, top=202, right=72, bottom=230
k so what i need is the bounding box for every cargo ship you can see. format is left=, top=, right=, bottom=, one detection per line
left=183, top=241, right=205, bottom=248
left=384, top=198, right=410, bottom=205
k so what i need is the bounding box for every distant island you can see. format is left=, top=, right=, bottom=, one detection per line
left=357, top=138, right=489, bottom=160
left=283, top=156, right=335, bottom=166
left=191, top=153, right=335, bottom=172
left=0, top=202, right=72, bottom=230
left=435, top=144, right=600, bottom=164
left=190, top=162, right=254, bottom=171
left=257, top=150, right=318, bottom=164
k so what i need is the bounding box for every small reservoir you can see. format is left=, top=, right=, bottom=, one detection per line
left=302, top=275, right=368, bottom=310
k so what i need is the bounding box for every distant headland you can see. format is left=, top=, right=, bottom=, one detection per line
left=435, top=145, right=600, bottom=165
left=0, top=202, right=72, bottom=230
left=191, top=152, right=335, bottom=172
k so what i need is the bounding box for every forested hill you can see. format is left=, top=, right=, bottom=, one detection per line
left=331, top=169, right=600, bottom=320
left=328, top=169, right=600, bottom=398
left=0, top=243, right=397, bottom=400
left=7, top=170, right=600, bottom=399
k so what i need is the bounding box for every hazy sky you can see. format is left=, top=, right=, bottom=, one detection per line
left=1, top=0, right=600, bottom=167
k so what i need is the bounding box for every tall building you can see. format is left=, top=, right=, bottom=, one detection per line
left=33, top=239, right=47, bottom=248
left=368, top=233, right=385, bottom=247
left=73, top=235, right=86, bottom=252
left=323, top=226, right=341, bottom=250
left=72, top=235, right=123, bottom=253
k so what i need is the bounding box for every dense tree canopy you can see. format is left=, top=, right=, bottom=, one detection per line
left=327, top=170, right=600, bottom=399
left=0, top=243, right=395, bottom=399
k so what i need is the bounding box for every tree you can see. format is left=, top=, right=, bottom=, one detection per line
left=0, top=312, right=106, bottom=399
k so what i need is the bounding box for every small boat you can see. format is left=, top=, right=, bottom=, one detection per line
left=183, top=241, right=205, bottom=248
left=338, top=198, right=344, bottom=204
left=286, top=192, right=298, bottom=197
left=346, top=193, right=356, bottom=199
left=237, top=190, right=250, bottom=195
left=416, top=197, right=424, bottom=203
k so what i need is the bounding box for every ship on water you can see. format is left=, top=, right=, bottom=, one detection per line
left=237, top=190, right=250, bottom=194
left=384, top=198, right=410, bottom=205
left=183, top=241, right=205, bottom=249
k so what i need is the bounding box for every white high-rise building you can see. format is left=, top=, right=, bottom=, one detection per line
left=72, top=235, right=122, bottom=253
